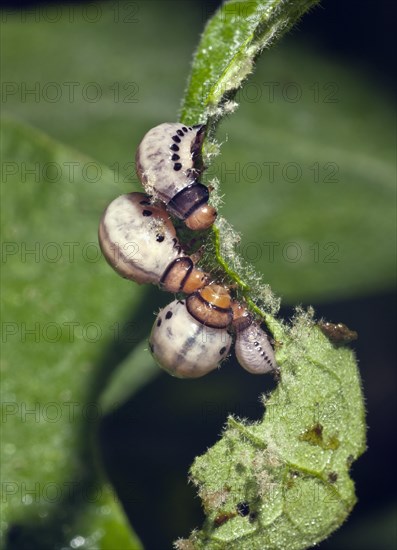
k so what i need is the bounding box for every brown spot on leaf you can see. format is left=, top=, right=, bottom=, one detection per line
left=214, top=511, right=236, bottom=526
left=318, top=320, right=358, bottom=345
left=299, top=423, right=340, bottom=450
left=328, top=472, right=338, bottom=483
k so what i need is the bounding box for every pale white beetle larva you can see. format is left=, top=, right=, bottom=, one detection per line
left=98, top=192, right=208, bottom=293
left=135, top=123, right=217, bottom=230
left=149, top=298, right=232, bottom=378
left=232, top=303, right=278, bottom=374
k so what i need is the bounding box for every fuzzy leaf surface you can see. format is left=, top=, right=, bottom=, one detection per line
left=0, top=118, right=143, bottom=549
left=179, top=315, right=366, bottom=549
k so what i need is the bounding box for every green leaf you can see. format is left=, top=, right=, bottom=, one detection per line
left=0, top=118, right=143, bottom=549
left=1, top=2, right=394, bottom=302
left=174, top=1, right=368, bottom=548
left=205, top=45, right=396, bottom=303
left=177, top=0, right=395, bottom=304
left=180, top=0, right=320, bottom=126
left=176, top=312, right=366, bottom=549
left=99, top=339, right=159, bottom=415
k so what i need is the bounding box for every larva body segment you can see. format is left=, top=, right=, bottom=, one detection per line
left=234, top=322, right=277, bottom=374
left=149, top=299, right=232, bottom=378
left=135, top=123, right=204, bottom=199
left=135, top=123, right=217, bottom=230
left=186, top=284, right=233, bottom=329
left=98, top=192, right=208, bottom=292
left=231, top=302, right=278, bottom=374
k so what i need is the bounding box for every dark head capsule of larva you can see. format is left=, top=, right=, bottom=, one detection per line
left=149, top=299, right=232, bottom=378
left=98, top=192, right=208, bottom=292
left=135, top=122, right=217, bottom=231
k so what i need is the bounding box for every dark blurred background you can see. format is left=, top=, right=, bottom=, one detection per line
left=2, top=1, right=396, bottom=549
left=2, top=0, right=396, bottom=91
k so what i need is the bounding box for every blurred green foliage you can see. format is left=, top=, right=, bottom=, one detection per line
left=1, top=2, right=395, bottom=303
left=1, top=1, right=395, bottom=549
left=0, top=119, right=144, bottom=548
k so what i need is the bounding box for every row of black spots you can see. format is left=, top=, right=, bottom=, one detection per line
left=253, top=340, right=273, bottom=366
left=170, top=126, right=193, bottom=171
left=170, top=134, right=183, bottom=171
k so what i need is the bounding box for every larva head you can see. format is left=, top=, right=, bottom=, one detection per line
left=185, top=203, right=217, bottom=231
left=98, top=192, right=180, bottom=285
left=200, top=284, right=231, bottom=308
left=149, top=299, right=232, bottom=378
left=167, top=182, right=217, bottom=230
left=231, top=302, right=253, bottom=332
left=160, top=257, right=209, bottom=294
left=186, top=284, right=233, bottom=329
left=235, top=322, right=277, bottom=375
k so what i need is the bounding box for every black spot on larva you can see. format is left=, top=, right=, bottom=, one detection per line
left=139, top=199, right=151, bottom=206
left=176, top=129, right=184, bottom=136
left=165, top=311, right=173, bottom=320
left=254, top=341, right=259, bottom=347
left=170, top=144, right=179, bottom=152
left=172, top=135, right=181, bottom=143
left=156, top=235, right=165, bottom=243
left=182, top=126, right=188, bottom=132
left=171, top=153, right=180, bottom=161
left=236, top=502, right=250, bottom=517
left=188, top=126, right=193, bottom=130
left=174, top=163, right=182, bottom=171
left=177, top=300, right=185, bottom=305
left=142, top=209, right=152, bottom=217
left=148, top=342, right=154, bottom=353
left=157, top=318, right=162, bottom=327
left=219, top=346, right=227, bottom=355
